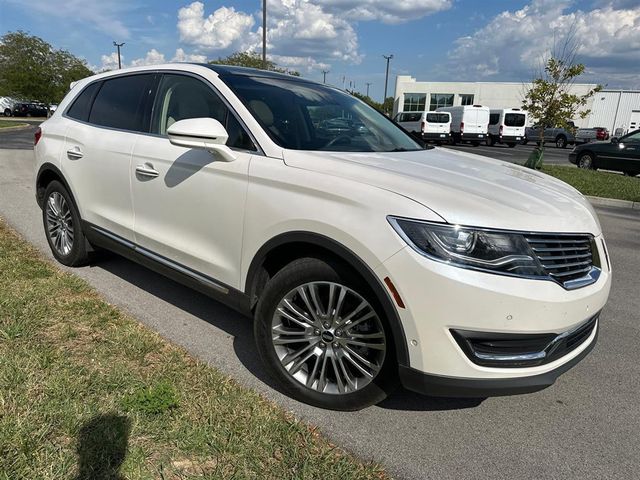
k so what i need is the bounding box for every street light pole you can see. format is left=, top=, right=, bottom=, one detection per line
left=322, top=70, right=329, bottom=83
left=365, top=82, right=372, bottom=97
left=262, top=0, right=267, bottom=68
left=113, top=41, right=125, bottom=69
left=382, top=54, right=394, bottom=111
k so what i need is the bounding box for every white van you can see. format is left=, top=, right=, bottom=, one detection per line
left=437, top=105, right=489, bottom=145
left=394, top=111, right=451, bottom=143
left=487, top=108, right=527, bottom=147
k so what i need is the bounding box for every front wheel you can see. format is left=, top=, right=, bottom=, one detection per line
left=254, top=257, right=396, bottom=410
left=42, top=181, right=90, bottom=266
left=3, top=108, right=11, bottom=117
left=577, top=152, right=595, bottom=170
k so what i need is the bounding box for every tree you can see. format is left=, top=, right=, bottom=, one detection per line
left=0, top=31, right=93, bottom=106
left=522, top=34, right=601, bottom=169
left=347, top=91, right=394, bottom=115
left=209, top=52, right=299, bottom=76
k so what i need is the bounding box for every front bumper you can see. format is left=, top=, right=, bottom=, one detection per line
left=399, top=325, right=597, bottom=397
left=569, top=152, right=578, bottom=164
left=376, top=238, right=611, bottom=396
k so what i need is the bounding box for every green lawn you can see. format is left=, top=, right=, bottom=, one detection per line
left=541, top=165, right=640, bottom=202
left=0, top=220, right=387, bottom=480
left=0, top=119, right=27, bottom=129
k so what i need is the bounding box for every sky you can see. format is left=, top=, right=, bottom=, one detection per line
left=1, top=0, right=639, bottom=100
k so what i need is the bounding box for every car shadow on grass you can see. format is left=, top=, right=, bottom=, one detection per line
left=95, top=253, right=483, bottom=413
left=76, top=413, right=131, bottom=480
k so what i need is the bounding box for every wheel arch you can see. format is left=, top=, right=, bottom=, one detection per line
left=245, top=231, right=410, bottom=366
left=36, top=163, right=75, bottom=209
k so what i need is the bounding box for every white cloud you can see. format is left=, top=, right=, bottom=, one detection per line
left=129, top=49, right=166, bottom=67
left=8, top=0, right=132, bottom=39
left=178, top=2, right=255, bottom=49
left=99, top=52, right=122, bottom=71
left=445, top=0, right=640, bottom=87
left=171, top=48, right=208, bottom=63
left=316, top=0, right=452, bottom=24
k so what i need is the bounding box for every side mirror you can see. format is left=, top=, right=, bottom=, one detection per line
left=167, top=118, right=236, bottom=162
left=611, top=137, right=619, bottom=144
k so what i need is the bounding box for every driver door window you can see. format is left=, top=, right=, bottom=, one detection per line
left=151, top=74, right=255, bottom=151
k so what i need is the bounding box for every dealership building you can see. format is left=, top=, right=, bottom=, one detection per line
left=393, top=75, right=640, bottom=134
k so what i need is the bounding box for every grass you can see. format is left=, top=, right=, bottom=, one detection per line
left=0, top=120, right=27, bottom=129
left=541, top=165, right=640, bottom=202
left=0, top=220, right=388, bottom=480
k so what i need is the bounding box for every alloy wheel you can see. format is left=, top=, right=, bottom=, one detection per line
left=271, top=281, right=386, bottom=395
left=45, top=192, right=74, bottom=256
left=578, top=154, right=593, bottom=169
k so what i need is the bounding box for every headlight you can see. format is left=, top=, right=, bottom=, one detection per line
left=388, top=217, right=545, bottom=277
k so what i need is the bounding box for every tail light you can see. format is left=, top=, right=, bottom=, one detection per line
left=460, top=121, right=464, bottom=133
left=421, top=120, right=426, bottom=132
left=34, top=127, right=42, bottom=146
left=499, top=125, right=503, bottom=136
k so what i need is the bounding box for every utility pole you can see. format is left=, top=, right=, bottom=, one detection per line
left=365, top=82, right=372, bottom=97
left=113, top=41, right=125, bottom=69
left=262, top=0, right=267, bottom=68
left=382, top=54, right=394, bottom=109
left=322, top=70, right=329, bottom=83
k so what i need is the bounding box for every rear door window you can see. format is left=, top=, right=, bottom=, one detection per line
left=489, top=113, right=500, bottom=125
left=400, top=112, right=421, bottom=122
left=66, top=82, right=101, bottom=122
left=89, top=74, right=154, bottom=132
left=426, top=113, right=449, bottom=123
left=505, top=113, right=526, bottom=127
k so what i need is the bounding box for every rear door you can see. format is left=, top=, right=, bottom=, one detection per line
left=463, top=108, right=488, bottom=135
left=503, top=112, right=526, bottom=138
left=62, top=73, right=155, bottom=240
left=425, top=112, right=449, bottom=135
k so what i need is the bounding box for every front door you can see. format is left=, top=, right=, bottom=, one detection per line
left=130, top=73, right=258, bottom=288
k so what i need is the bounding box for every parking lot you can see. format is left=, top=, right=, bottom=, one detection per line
left=1, top=127, right=638, bottom=479
left=443, top=141, right=575, bottom=166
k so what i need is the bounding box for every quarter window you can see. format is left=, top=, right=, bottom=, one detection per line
left=403, top=93, right=426, bottom=112
left=429, top=94, right=454, bottom=111
left=88, top=74, right=154, bottom=132
left=66, top=82, right=101, bottom=122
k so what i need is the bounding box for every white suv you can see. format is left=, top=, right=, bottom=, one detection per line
left=35, top=64, right=611, bottom=410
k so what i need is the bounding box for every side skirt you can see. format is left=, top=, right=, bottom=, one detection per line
left=83, top=221, right=252, bottom=317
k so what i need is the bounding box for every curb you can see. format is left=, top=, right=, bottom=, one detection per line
left=0, top=124, right=31, bottom=132
left=587, top=195, right=640, bottom=210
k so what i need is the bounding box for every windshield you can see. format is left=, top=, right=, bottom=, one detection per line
left=225, top=75, right=422, bottom=152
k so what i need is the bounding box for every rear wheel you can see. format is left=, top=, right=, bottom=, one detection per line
left=577, top=152, right=595, bottom=170
left=42, top=181, right=89, bottom=266
left=254, top=257, right=396, bottom=410
left=555, top=135, right=567, bottom=148
left=3, top=108, right=11, bottom=117
left=486, top=136, right=495, bottom=147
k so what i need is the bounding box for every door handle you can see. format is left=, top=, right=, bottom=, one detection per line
left=135, top=163, right=159, bottom=178
left=67, top=147, right=83, bottom=159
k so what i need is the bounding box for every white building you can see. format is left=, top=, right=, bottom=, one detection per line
left=393, top=76, right=640, bottom=132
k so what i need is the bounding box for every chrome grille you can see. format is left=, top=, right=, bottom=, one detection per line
left=525, top=234, right=596, bottom=286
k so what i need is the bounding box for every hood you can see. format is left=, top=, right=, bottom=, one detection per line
left=283, top=147, right=601, bottom=235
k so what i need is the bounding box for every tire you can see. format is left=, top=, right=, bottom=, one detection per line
left=42, top=181, right=90, bottom=266
left=254, top=257, right=397, bottom=411
left=577, top=152, right=595, bottom=170
left=3, top=108, right=11, bottom=117
left=507, top=143, right=516, bottom=148
left=623, top=171, right=638, bottom=177
left=555, top=135, right=567, bottom=149
left=522, top=138, right=529, bottom=145
left=486, top=136, right=495, bottom=147
left=450, top=134, right=458, bottom=146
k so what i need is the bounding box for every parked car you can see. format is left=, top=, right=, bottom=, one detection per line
left=34, top=64, right=611, bottom=410
left=437, top=105, right=489, bottom=146
left=487, top=108, right=527, bottom=147
left=524, top=125, right=576, bottom=148
left=569, top=129, right=640, bottom=176
left=394, top=111, right=451, bottom=144
left=12, top=102, right=49, bottom=117
left=575, top=127, right=610, bottom=144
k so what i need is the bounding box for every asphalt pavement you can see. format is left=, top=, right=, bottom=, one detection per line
left=0, top=136, right=638, bottom=479
left=442, top=141, right=575, bottom=165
